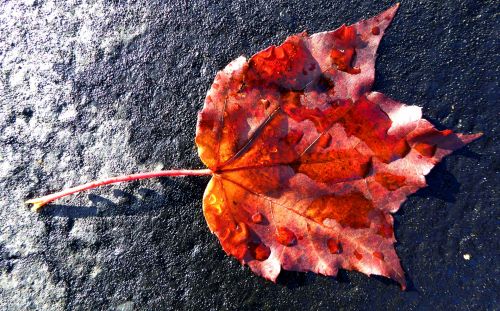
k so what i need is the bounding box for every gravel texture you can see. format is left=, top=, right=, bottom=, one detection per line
left=0, top=0, right=498, bottom=310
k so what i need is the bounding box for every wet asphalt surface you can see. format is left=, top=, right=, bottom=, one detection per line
left=0, top=0, right=498, bottom=310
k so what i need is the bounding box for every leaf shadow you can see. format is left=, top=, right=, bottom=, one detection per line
left=390, top=143, right=482, bottom=291
left=413, top=159, right=460, bottom=203
left=37, top=175, right=210, bottom=219
left=334, top=269, right=351, bottom=284
left=275, top=267, right=356, bottom=289
left=274, top=268, right=416, bottom=291
left=451, top=145, right=482, bottom=160
left=39, top=188, right=167, bottom=218
left=276, top=270, right=317, bottom=288
left=412, top=144, right=482, bottom=203
left=370, top=274, right=417, bottom=292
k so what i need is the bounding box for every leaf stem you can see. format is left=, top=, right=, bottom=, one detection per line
left=25, top=169, right=213, bottom=212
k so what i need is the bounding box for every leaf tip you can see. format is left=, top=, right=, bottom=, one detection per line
left=387, top=3, right=401, bottom=16
left=366, top=3, right=400, bottom=35
left=461, top=132, right=483, bottom=145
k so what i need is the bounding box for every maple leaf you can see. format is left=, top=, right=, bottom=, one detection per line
left=195, top=4, right=481, bottom=288
left=26, top=4, right=481, bottom=289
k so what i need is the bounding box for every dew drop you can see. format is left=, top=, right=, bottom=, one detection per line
left=212, top=204, right=223, bottom=215
left=219, top=228, right=231, bottom=241
left=393, top=139, right=410, bottom=158
left=354, top=250, right=363, bottom=260
left=414, top=142, right=437, bottom=157
left=270, top=146, right=278, bottom=153
left=373, top=251, right=384, bottom=260
left=208, top=193, right=217, bottom=205
left=377, top=223, right=393, bottom=238
left=275, top=46, right=286, bottom=59
left=249, top=242, right=271, bottom=261
left=285, top=129, right=303, bottom=145
left=276, top=227, right=297, bottom=246
left=251, top=212, right=264, bottom=224
left=260, top=99, right=271, bottom=109
left=233, top=222, right=249, bottom=243
left=317, top=133, right=332, bottom=149
left=371, top=26, right=380, bottom=35
left=207, top=193, right=222, bottom=215
left=262, top=46, right=275, bottom=59
left=327, top=238, right=342, bottom=254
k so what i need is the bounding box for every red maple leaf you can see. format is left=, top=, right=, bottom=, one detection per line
left=27, top=4, right=481, bottom=289
left=195, top=4, right=481, bottom=288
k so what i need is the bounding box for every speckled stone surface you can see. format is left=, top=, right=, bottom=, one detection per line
left=0, top=1, right=498, bottom=310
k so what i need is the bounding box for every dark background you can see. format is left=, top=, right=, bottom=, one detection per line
left=0, top=0, right=498, bottom=310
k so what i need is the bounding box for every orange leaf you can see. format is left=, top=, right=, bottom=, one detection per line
left=196, top=4, right=481, bottom=289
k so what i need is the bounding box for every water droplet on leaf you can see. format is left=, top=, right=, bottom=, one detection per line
left=317, top=133, right=332, bottom=149
left=212, top=204, right=222, bottom=215
left=208, top=194, right=217, bottom=205
left=414, top=142, right=437, bottom=157
left=251, top=212, right=264, bottom=224
left=233, top=222, right=250, bottom=243
left=327, top=238, right=342, bottom=254
left=249, top=242, right=271, bottom=261
left=373, top=251, right=384, bottom=260
left=276, top=227, right=297, bottom=246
